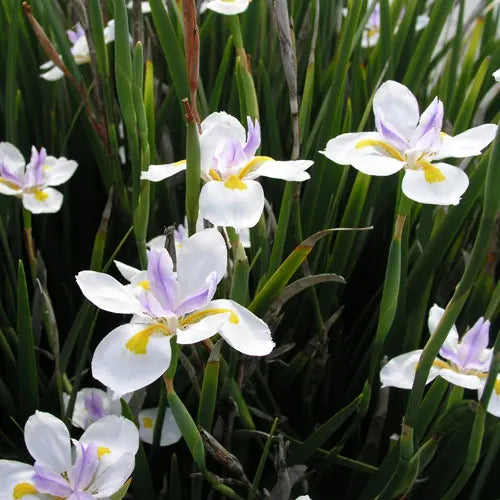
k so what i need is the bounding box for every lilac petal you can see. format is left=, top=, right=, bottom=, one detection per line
left=243, top=117, right=261, bottom=158
left=147, top=248, right=179, bottom=313
left=138, top=289, right=172, bottom=318
left=67, top=28, right=79, bottom=44
left=0, top=160, right=22, bottom=186
left=457, top=318, right=491, bottom=370
left=175, top=272, right=218, bottom=317
left=24, top=146, right=47, bottom=187
left=374, top=111, right=409, bottom=152
left=84, top=392, right=107, bottom=421
left=33, top=463, right=73, bottom=497
left=68, top=492, right=95, bottom=500
left=413, top=98, right=444, bottom=151
left=368, top=3, right=381, bottom=27
left=68, top=442, right=99, bottom=491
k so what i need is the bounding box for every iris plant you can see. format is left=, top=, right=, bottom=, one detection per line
left=322, top=81, right=497, bottom=205
left=76, top=228, right=274, bottom=396
left=0, top=143, right=78, bottom=214
left=142, top=112, right=313, bottom=229
left=381, top=305, right=499, bottom=417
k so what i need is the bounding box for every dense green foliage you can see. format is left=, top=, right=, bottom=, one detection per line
left=0, top=0, right=499, bottom=498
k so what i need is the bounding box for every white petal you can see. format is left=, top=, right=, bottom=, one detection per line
left=0, top=142, right=26, bottom=177
left=69, top=388, right=122, bottom=429
left=22, top=188, right=63, bottom=214
left=176, top=312, right=230, bottom=344
left=43, top=157, right=78, bottom=186
left=177, top=228, right=227, bottom=300
left=434, top=124, right=497, bottom=160
left=320, top=132, right=405, bottom=176
left=147, top=235, right=167, bottom=249
left=200, top=0, right=250, bottom=15
left=402, top=162, right=469, bottom=206
left=138, top=407, right=182, bottom=446
left=141, top=161, right=186, bottom=182
left=76, top=270, right=142, bottom=314
left=81, top=415, right=139, bottom=461
left=199, top=112, right=246, bottom=175
left=24, top=411, right=71, bottom=474
left=104, top=20, right=115, bottom=44
left=373, top=81, right=420, bottom=138
left=199, top=179, right=264, bottom=229
left=493, top=69, right=500, bottom=82
left=210, top=299, right=274, bottom=356
left=478, top=376, right=500, bottom=417
left=40, top=66, right=65, bottom=81
left=415, top=14, right=430, bottom=31
left=90, top=453, right=135, bottom=497
left=427, top=303, right=459, bottom=353
left=253, top=159, right=314, bottom=181
left=380, top=350, right=439, bottom=389
left=0, top=183, right=22, bottom=196
left=114, top=261, right=141, bottom=282
left=91, top=322, right=172, bottom=396
left=438, top=369, right=482, bottom=390
left=0, top=460, right=38, bottom=499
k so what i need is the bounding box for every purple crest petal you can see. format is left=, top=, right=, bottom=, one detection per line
left=68, top=442, right=99, bottom=491
left=24, top=146, right=47, bottom=188
left=84, top=392, right=108, bottom=421
left=68, top=492, right=95, bottom=500
left=175, top=271, right=218, bottom=317
left=457, top=318, right=491, bottom=370
left=212, top=138, right=246, bottom=176
left=413, top=97, right=444, bottom=151
left=147, top=248, right=180, bottom=314
left=33, top=463, right=73, bottom=497
left=368, top=4, right=381, bottom=27
left=243, top=117, right=261, bottom=158
left=174, top=224, right=187, bottom=243
left=374, top=111, right=409, bottom=152
left=138, top=290, right=173, bottom=318
left=67, top=23, right=86, bottom=44
left=0, top=160, right=22, bottom=187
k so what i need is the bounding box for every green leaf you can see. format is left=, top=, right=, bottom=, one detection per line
left=17, top=260, right=39, bottom=421
left=289, top=394, right=362, bottom=464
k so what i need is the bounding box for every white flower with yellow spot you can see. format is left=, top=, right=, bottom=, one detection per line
left=200, top=0, right=251, bottom=15
left=138, top=407, right=182, bottom=446
left=380, top=305, right=500, bottom=417
left=0, top=411, right=138, bottom=499
left=142, top=112, right=313, bottom=229
left=0, top=143, right=77, bottom=214
left=321, top=81, right=497, bottom=206
left=76, top=228, right=274, bottom=396
left=40, top=21, right=115, bottom=81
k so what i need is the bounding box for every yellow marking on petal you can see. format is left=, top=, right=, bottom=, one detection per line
left=42, top=165, right=50, bottom=172
left=418, top=161, right=446, bottom=183
left=136, top=280, right=150, bottom=290
left=143, top=416, right=154, bottom=429
left=237, top=156, right=273, bottom=180
left=97, top=446, right=111, bottom=457
left=355, top=139, right=404, bottom=161
left=209, top=168, right=222, bottom=181
left=34, top=189, right=49, bottom=201
left=224, top=175, right=248, bottom=191
left=432, top=359, right=451, bottom=370
left=125, top=324, right=172, bottom=355
left=181, top=308, right=239, bottom=326
left=0, top=178, right=21, bottom=190
left=13, top=483, right=38, bottom=499
left=174, top=160, right=187, bottom=167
